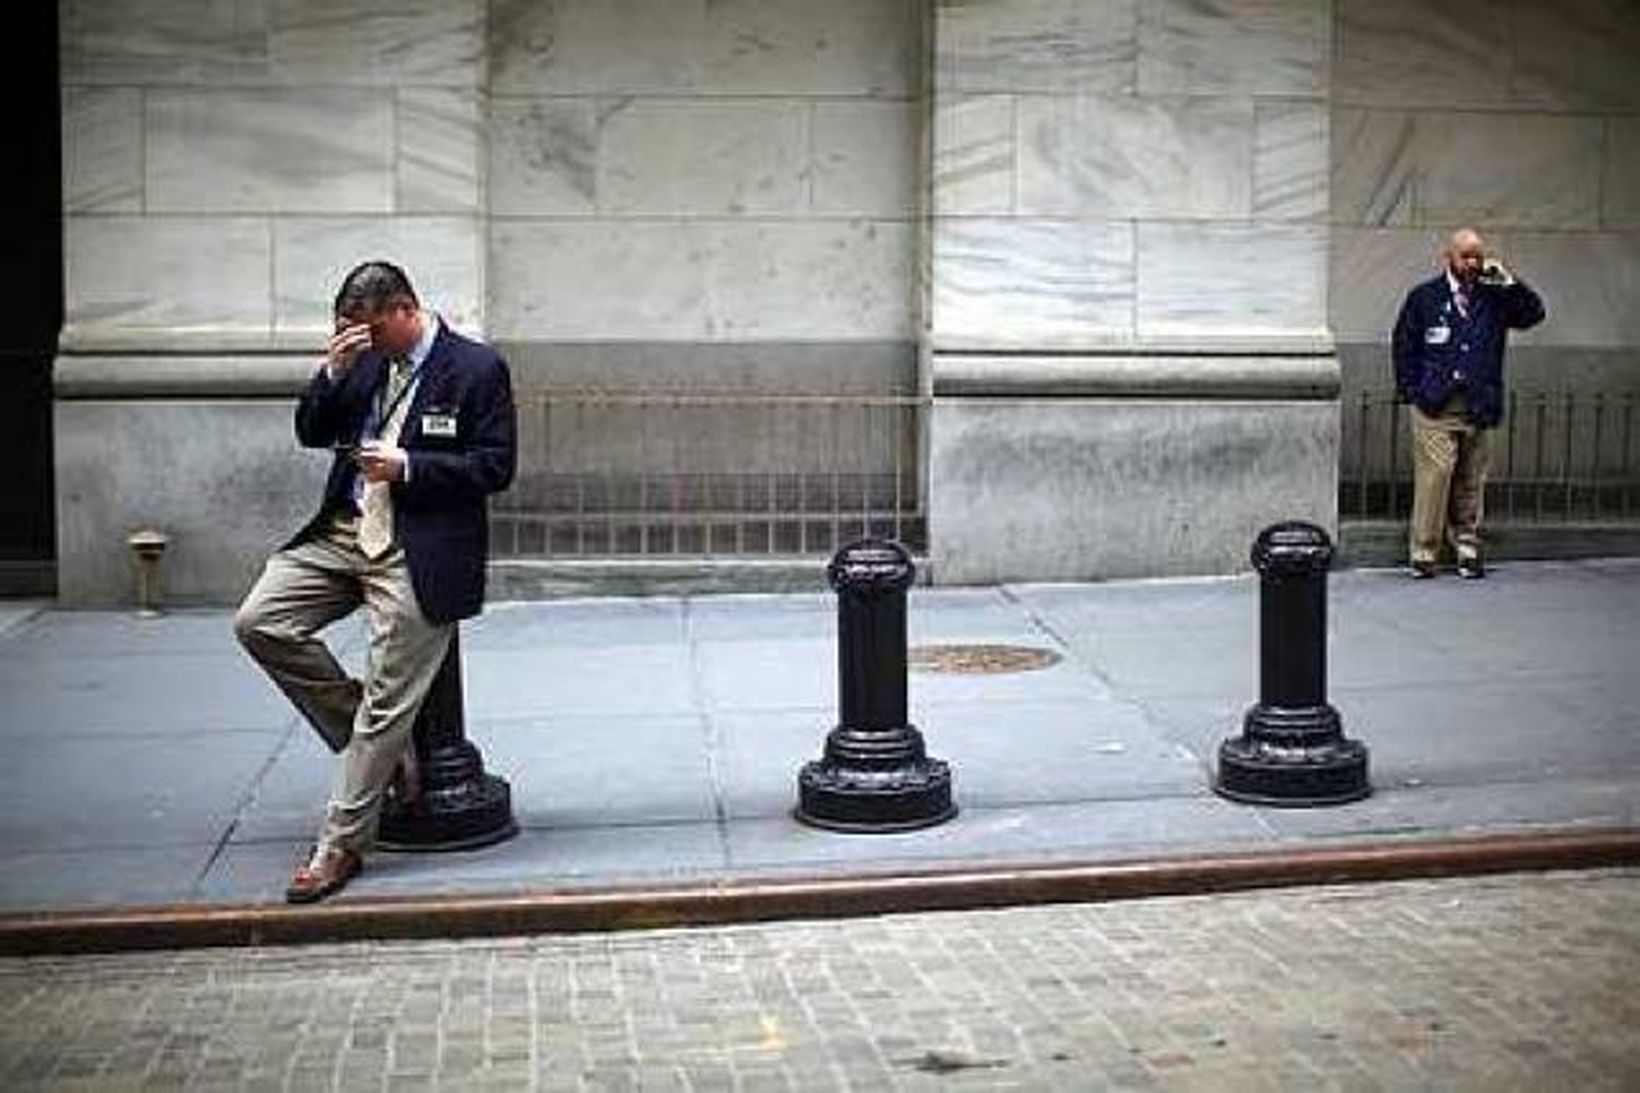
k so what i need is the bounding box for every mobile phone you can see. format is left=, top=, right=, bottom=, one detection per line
left=332, top=442, right=360, bottom=458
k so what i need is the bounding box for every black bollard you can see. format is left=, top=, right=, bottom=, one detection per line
left=378, top=630, right=519, bottom=850
left=1215, top=522, right=1371, bottom=806
left=795, top=540, right=956, bottom=832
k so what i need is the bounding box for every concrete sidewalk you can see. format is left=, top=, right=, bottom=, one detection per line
left=0, top=559, right=1636, bottom=915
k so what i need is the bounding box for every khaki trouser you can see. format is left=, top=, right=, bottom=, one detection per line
left=234, top=514, right=452, bottom=853
left=1408, top=396, right=1492, bottom=566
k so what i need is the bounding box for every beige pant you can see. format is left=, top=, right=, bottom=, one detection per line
left=1409, top=398, right=1492, bottom=566
left=234, top=514, right=452, bottom=854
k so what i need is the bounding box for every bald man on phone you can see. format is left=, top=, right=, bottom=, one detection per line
left=1391, top=228, right=1545, bottom=579
left=235, top=261, right=516, bottom=902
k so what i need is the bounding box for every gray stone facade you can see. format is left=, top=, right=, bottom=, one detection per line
left=54, top=1, right=1640, bottom=603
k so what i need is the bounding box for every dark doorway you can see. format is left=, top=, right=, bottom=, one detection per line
left=0, top=4, right=62, bottom=594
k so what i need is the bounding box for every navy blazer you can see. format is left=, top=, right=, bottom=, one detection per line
left=287, top=320, right=517, bottom=624
left=1391, top=273, right=1545, bottom=427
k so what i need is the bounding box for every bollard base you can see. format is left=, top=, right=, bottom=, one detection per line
left=1215, top=705, right=1371, bottom=808
left=796, top=759, right=956, bottom=833
left=378, top=740, right=518, bottom=852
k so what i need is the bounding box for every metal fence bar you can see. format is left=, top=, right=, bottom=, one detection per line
left=1340, top=388, right=1640, bottom=526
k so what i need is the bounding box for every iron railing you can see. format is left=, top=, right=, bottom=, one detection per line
left=1341, top=389, right=1640, bottom=522
left=491, top=392, right=927, bottom=558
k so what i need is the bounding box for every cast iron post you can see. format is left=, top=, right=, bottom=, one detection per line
left=378, top=630, right=519, bottom=850
left=1215, top=521, right=1371, bottom=806
left=796, top=540, right=956, bottom=832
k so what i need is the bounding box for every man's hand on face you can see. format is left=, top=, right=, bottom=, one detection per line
left=327, top=319, right=374, bottom=374
left=355, top=441, right=407, bottom=483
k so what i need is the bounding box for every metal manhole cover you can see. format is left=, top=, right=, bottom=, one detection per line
left=908, top=644, right=1062, bottom=674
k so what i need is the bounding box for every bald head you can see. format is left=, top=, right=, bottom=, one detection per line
left=1444, top=227, right=1487, bottom=285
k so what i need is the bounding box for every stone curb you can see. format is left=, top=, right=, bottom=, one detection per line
left=4, top=828, right=1637, bottom=956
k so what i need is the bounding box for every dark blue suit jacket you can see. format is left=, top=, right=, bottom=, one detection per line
left=1391, top=274, right=1545, bottom=427
left=288, top=320, right=517, bottom=624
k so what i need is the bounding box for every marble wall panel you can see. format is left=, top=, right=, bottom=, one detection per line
left=491, top=221, right=707, bottom=341
left=1138, top=0, right=1327, bottom=97
left=1417, top=113, right=1603, bottom=230
left=488, top=99, right=598, bottom=216
left=1499, top=232, right=1640, bottom=349
left=1136, top=224, right=1327, bottom=337
left=1508, top=0, right=1640, bottom=110
left=596, top=100, right=808, bottom=216
left=61, top=0, right=273, bottom=86
left=491, top=221, right=911, bottom=341
left=935, top=0, right=1136, bottom=94
left=1017, top=94, right=1251, bottom=219
left=145, top=89, right=394, bottom=214
left=1254, top=100, right=1328, bottom=221
left=932, top=219, right=1133, bottom=345
left=811, top=101, right=919, bottom=217
left=266, top=0, right=484, bottom=88
left=64, top=217, right=273, bottom=336
left=1334, top=0, right=1510, bottom=109
left=1328, top=227, right=1447, bottom=343
left=697, top=0, right=920, bottom=96
left=272, top=217, right=483, bottom=335
left=489, top=0, right=708, bottom=95
left=1604, top=118, right=1640, bottom=231
left=1330, top=108, right=1415, bottom=227
left=62, top=87, right=143, bottom=213
left=397, top=88, right=481, bottom=213
left=933, top=95, right=1014, bottom=215
left=705, top=222, right=914, bottom=340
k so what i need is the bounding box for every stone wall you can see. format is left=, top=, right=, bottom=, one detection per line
left=926, top=0, right=1339, bottom=582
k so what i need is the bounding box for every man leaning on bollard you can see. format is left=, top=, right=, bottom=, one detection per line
left=1391, top=227, right=1545, bottom=580
left=235, top=261, right=516, bottom=903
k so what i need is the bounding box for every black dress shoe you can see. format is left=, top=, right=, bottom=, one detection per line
left=1410, top=561, right=1436, bottom=579
left=1457, top=556, right=1485, bottom=579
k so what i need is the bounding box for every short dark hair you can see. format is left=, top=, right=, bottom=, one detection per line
left=333, top=260, right=419, bottom=319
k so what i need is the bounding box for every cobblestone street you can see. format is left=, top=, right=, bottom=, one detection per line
left=3, top=869, right=1638, bottom=1091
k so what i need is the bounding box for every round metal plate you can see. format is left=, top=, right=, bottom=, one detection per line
left=907, top=643, right=1063, bottom=675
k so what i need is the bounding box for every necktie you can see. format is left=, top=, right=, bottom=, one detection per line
left=1456, top=288, right=1470, bottom=320
left=357, top=356, right=413, bottom=559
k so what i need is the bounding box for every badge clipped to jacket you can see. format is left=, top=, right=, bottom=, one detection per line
left=420, top=411, right=458, bottom=438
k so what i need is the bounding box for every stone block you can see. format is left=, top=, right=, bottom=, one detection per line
left=397, top=88, right=481, bottom=213
left=488, top=98, right=597, bottom=216
left=698, top=0, right=920, bottom=96
left=933, top=94, right=1014, bottom=215
left=1416, top=113, right=1603, bottom=230
left=1601, top=116, right=1640, bottom=230
left=64, top=216, right=273, bottom=337
left=1253, top=100, right=1328, bottom=221
left=490, top=221, right=912, bottom=341
left=1017, top=94, right=1251, bottom=219
left=54, top=395, right=320, bottom=606
left=1138, top=0, right=1327, bottom=96
left=1330, top=109, right=1416, bottom=227
left=273, top=217, right=483, bottom=335
left=596, top=99, right=808, bottom=216
left=489, top=0, right=708, bottom=94
left=61, top=0, right=273, bottom=86
left=1498, top=232, right=1640, bottom=349
left=811, top=101, right=918, bottom=217
left=1507, top=0, right=1640, bottom=110
left=935, top=0, right=1136, bottom=94
left=1136, top=223, right=1327, bottom=337
left=929, top=396, right=1338, bottom=583
left=266, top=0, right=484, bottom=88
left=145, top=89, right=393, bottom=213
left=62, top=86, right=142, bottom=213
left=1335, top=0, right=1511, bottom=109
left=931, top=218, right=1134, bottom=346
left=1328, top=227, right=1445, bottom=344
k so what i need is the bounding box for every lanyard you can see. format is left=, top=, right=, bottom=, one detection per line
left=367, top=358, right=422, bottom=438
